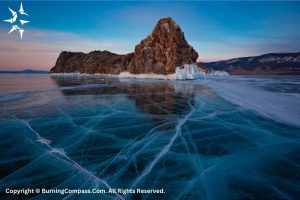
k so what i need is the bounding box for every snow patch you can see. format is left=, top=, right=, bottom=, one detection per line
left=225, top=58, right=240, bottom=64
left=293, top=55, right=300, bottom=62
left=258, top=56, right=300, bottom=63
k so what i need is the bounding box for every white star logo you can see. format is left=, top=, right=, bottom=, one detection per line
left=3, top=2, right=30, bottom=40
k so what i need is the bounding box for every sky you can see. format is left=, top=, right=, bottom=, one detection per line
left=0, top=1, right=300, bottom=70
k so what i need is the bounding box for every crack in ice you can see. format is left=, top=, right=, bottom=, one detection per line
left=128, top=100, right=196, bottom=190
left=11, top=116, right=124, bottom=200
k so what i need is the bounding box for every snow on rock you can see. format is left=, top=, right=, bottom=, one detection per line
left=259, top=55, right=300, bottom=63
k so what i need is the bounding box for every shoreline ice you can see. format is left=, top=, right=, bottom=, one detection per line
left=50, top=64, right=229, bottom=80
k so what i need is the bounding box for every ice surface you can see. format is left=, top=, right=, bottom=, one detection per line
left=204, top=76, right=300, bottom=128
left=0, top=74, right=300, bottom=200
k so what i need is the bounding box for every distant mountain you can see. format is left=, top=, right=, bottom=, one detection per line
left=204, top=53, right=300, bottom=75
left=0, top=69, right=49, bottom=74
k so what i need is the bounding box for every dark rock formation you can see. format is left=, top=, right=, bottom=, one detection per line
left=50, top=17, right=198, bottom=74
left=50, top=51, right=133, bottom=74
left=127, top=17, right=198, bottom=74
left=205, top=53, right=300, bottom=75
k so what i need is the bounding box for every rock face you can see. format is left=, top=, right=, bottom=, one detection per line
left=127, top=17, right=198, bottom=74
left=50, top=51, right=133, bottom=74
left=50, top=17, right=198, bottom=74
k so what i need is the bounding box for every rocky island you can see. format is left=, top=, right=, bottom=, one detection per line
left=50, top=17, right=300, bottom=76
left=50, top=17, right=208, bottom=79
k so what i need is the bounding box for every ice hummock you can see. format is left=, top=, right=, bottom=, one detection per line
left=118, top=64, right=228, bottom=80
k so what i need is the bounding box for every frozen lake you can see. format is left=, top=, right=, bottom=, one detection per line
left=0, top=74, right=300, bottom=199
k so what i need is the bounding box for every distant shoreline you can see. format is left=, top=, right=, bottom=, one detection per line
left=0, top=70, right=49, bottom=74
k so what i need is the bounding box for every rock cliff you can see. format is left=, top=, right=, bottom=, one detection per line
left=50, top=51, right=133, bottom=74
left=127, top=17, right=198, bottom=74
